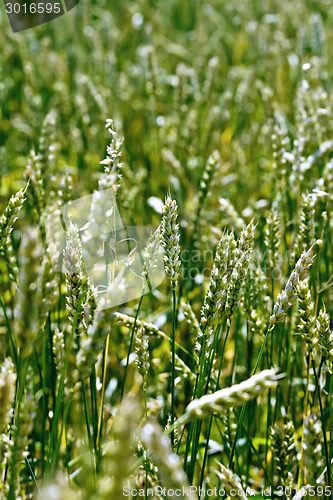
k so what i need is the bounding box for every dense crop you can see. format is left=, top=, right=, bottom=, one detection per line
left=1, top=0, right=333, bottom=499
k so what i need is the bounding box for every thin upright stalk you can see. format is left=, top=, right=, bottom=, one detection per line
left=199, top=326, right=230, bottom=496
left=297, top=351, right=311, bottom=489
left=329, top=374, right=333, bottom=476
left=97, top=333, right=110, bottom=452
left=121, top=291, right=144, bottom=400
left=90, top=369, right=98, bottom=459
left=312, top=359, right=332, bottom=496
left=81, top=379, right=93, bottom=455
left=229, top=325, right=274, bottom=467
left=171, top=284, right=177, bottom=449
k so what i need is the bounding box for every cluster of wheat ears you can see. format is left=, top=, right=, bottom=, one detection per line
left=2, top=1, right=333, bottom=499
left=0, top=111, right=333, bottom=499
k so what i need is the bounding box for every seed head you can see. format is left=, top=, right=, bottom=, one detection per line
left=270, top=244, right=316, bottom=326
left=141, top=422, right=196, bottom=500
left=63, top=222, right=87, bottom=345
left=135, top=326, right=150, bottom=387
left=297, top=280, right=317, bottom=352
left=303, top=413, right=324, bottom=486
left=0, top=358, right=16, bottom=434
left=184, top=369, right=280, bottom=422
left=200, top=231, right=237, bottom=331
left=142, top=226, right=161, bottom=282
left=0, top=187, right=26, bottom=248
left=160, top=195, right=181, bottom=286
left=6, top=366, right=37, bottom=498
left=99, top=119, right=123, bottom=193
left=14, top=227, right=43, bottom=359
left=219, top=197, right=246, bottom=233
left=317, top=305, right=333, bottom=373
left=215, top=462, right=247, bottom=500
left=271, top=420, right=296, bottom=488
left=97, top=398, right=142, bottom=499
left=198, top=151, right=219, bottom=207
left=295, top=193, right=316, bottom=258
left=265, top=201, right=281, bottom=269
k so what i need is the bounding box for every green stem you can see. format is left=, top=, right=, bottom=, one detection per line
left=297, top=351, right=311, bottom=489
left=48, top=296, right=83, bottom=476
left=312, top=359, right=332, bottom=495
left=229, top=325, right=274, bottom=468
left=121, top=292, right=144, bottom=400
left=25, top=458, right=41, bottom=498
left=329, top=374, right=333, bottom=476
left=97, top=333, right=110, bottom=453
left=0, top=296, right=17, bottom=366
left=143, top=374, right=148, bottom=500
left=171, top=283, right=177, bottom=449
left=199, top=326, right=230, bottom=495
left=90, top=369, right=98, bottom=459
left=81, top=379, right=93, bottom=455
left=50, top=393, right=73, bottom=478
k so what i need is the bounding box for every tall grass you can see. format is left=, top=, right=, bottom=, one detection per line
left=1, top=0, right=333, bottom=498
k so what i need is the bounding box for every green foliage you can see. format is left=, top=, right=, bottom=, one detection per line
left=1, top=0, right=333, bottom=498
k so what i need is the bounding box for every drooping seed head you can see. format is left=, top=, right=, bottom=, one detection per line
left=184, top=369, right=281, bottom=422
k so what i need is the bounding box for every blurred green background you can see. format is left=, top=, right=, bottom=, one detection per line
left=1, top=0, right=332, bottom=223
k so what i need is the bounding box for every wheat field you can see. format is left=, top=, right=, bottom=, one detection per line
left=1, top=0, right=333, bottom=499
